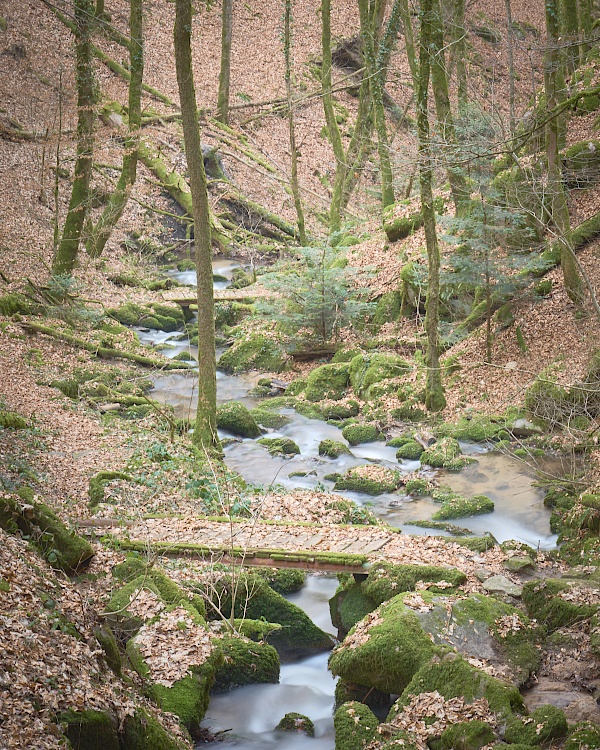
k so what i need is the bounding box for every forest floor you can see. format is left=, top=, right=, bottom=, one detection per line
left=1, top=0, right=600, bottom=747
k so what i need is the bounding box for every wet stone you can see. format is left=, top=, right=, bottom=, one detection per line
left=482, top=575, right=522, bottom=597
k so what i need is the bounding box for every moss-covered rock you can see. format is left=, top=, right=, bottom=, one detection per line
left=431, top=493, right=494, bottom=520
left=214, top=301, right=253, bottom=329
left=332, top=347, right=364, bottom=363
left=256, top=567, right=305, bottom=595
left=382, top=200, right=424, bottom=242
left=392, top=653, right=524, bottom=719
left=435, top=416, right=509, bottom=443
left=0, top=292, right=34, bottom=316
left=564, top=721, right=600, bottom=750
left=319, top=439, right=352, bottom=458
left=439, top=720, right=495, bottom=750
left=505, top=705, right=568, bottom=745
left=249, top=408, right=291, bottom=429
left=396, top=440, right=424, bottom=460
left=404, top=477, right=432, bottom=495
left=303, top=362, right=351, bottom=402
left=341, top=423, right=383, bottom=445
left=349, top=353, right=411, bottom=399
left=217, top=401, right=261, bottom=438
left=0, top=491, right=94, bottom=573
left=61, top=709, right=119, bottom=750
left=372, top=291, right=402, bottom=327
left=88, top=470, right=133, bottom=508
left=107, top=302, right=185, bottom=332
left=330, top=578, right=378, bottom=635
left=333, top=701, right=379, bottom=750
left=522, top=578, right=600, bottom=633
left=257, top=437, right=300, bottom=455
left=121, top=710, right=186, bottom=750
left=275, top=712, right=315, bottom=736
left=333, top=466, right=401, bottom=495
left=563, top=140, right=600, bottom=187
left=322, top=399, right=360, bottom=419
left=0, top=410, right=28, bottom=429
left=524, top=375, right=573, bottom=429
left=218, top=333, right=285, bottom=373
left=212, top=634, right=279, bottom=692
left=93, top=624, right=122, bottom=676
left=362, top=562, right=467, bottom=605
left=421, top=438, right=475, bottom=471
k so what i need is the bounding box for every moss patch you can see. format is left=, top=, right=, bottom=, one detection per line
left=275, top=712, right=315, bottom=736
left=303, top=363, right=351, bottom=402
left=362, top=562, right=467, bottom=605
left=61, top=709, right=119, bottom=750
left=217, top=401, right=261, bottom=438
left=212, top=635, right=279, bottom=691
left=505, top=705, right=568, bottom=745
left=396, top=440, right=424, bottom=460
left=349, top=353, right=411, bottom=399
left=421, top=438, right=476, bottom=471
left=341, top=423, right=383, bottom=445
left=440, top=720, right=495, bottom=750
left=333, top=466, right=401, bottom=495
left=121, top=710, right=185, bottom=750
left=257, top=437, right=300, bottom=455
left=333, top=701, right=379, bottom=750
left=249, top=408, right=291, bottom=429
left=431, top=493, right=494, bottom=520
left=218, top=333, right=285, bottom=373
left=319, top=439, right=352, bottom=458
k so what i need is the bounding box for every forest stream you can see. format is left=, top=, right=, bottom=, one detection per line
left=136, top=261, right=558, bottom=748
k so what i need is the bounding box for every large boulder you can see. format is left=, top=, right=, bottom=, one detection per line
left=349, top=353, right=411, bottom=400
left=217, top=401, right=261, bottom=438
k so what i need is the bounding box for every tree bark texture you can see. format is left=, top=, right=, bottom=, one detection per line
left=217, top=0, right=233, bottom=123
left=87, top=0, right=143, bottom=259
left=418, top=0, right=446, bottom=412
left=174, top=0, right=220, bottom=451
left=52, top=0, right=96, bottom=277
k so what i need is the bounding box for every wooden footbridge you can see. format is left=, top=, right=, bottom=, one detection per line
left=80, top=517, right=398, bottom=573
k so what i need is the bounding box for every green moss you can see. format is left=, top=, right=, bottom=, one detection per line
left=421, top=438, right=475, bottom=470
left=341, top=423, right=383, bottom=445
left=524, top=375, right=572, bottom=429
left=256, top=568, right=305, bottom=595
left=330, top=580, right=377, bottom=634
left=522, top=579, right=599, bottom=632
left=0, top=492, right=93, bottom=573
left=0, top=410, right=28, bottom=429
left=431, top=494, right=494, bottom=520
left=564, top=721, right=600, bottom=750
left=319, top=439, right=352, bottom=458
left=382, top=202, right=424, bottom=242
left=372, top=291, right=402, bottom=326
left=393, top=654, right=524, bottom=719
left=329, top=598, right=436, bottom=694
left=212, top=635, right=279, bottom=691
left=404, top=478, right=432, bottom=495
left=534, top=279, right=552, bottom=298
left=303, top=363, right=351, bottom=402
left=440, top=720, right=495, bottom=750
left=386, top=435, right=414, bottom=448
left=214, top=301, right=253, bottom=329
left=61, top=709, right=119, bottom=750
left=505, top=705, right=568, bottom=745
left=0, top=292, right=33, bottom=316
left=250, top=408, right=291, bottom=429
left=334, top=467, right=401, bottom=495
left=349, top=353, right=411, bottom=399
left=218, top=334, right=285, bottom=373
left=121, top=710, right=186, bottom=750
left=435, top=417, right=508, bottom=443
left=322, top=400, right=360, bottom=419
left=217, top=401, right=261, bottom=438
left=93, top=624, right=122, bottom=676
left=332, top=347, right=364, bottom=363
left=257, top=437, right=300, bottom=455
left=396, top=440, right=424, bottom=460
left=333, top=701, right=379, bottom=750
left=362, top=562, right=467, bottom=605
left=275, top=712, right=315, bottom=736
left=88, top=470, right=132, bottom=508
left=444, top=535, right=497, bottom=553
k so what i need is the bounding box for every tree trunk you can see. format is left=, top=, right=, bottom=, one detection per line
left=418, top=0, right=446, bottom=412
left=52, top=0, right=96, bottom=277
left=358, top=0, right=395, bottom=209
left=399, top=0, right=418, bottom=84
left=451, top=0, right=467, bottom=113
left=545, top=0, right=583, bottom=307
left=505, top=0, right=515, bottom=132
left=174, top=0, right=220, bottom=452
left=283, top=0, right=307, bottom=244
left=561, top=0, right=579, bottom=70
left=578, top=0, right=593, bottom=58
left=86, top=0, right=143, bottom=258
left=430, top=0, right=469, bottom=216
left=217, top=0, right=233, bottom=123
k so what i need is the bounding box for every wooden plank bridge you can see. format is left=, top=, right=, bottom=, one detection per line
left=80, top=517, right=398, bottom=573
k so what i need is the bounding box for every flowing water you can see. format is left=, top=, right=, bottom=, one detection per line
left=139, top=262, right=558, bottom=747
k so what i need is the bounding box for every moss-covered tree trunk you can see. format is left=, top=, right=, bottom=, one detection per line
left=52, top=0, right=96, bottom=277
left=174, top=0, right=220, bottom=452
left=430, top=0, right=469, bottom=216
left=399, top=0, right=418, bottom=84
left=418, top=0, right=446, bottom=412
left=578, top=0, right=593, bottom=58
left=561, top=0, right=579, bottom=70
left=283, top=0, right=307, bottom=245
left=217, top=0, right=233, bottom=123
left=505, top=0, right=515, bottom=132
left=451, top=0, right=467, bottom=114
left=86, top=0, right=143, bottom=259
left=358, top=0, right=395, bottom=210
left=545, top=0, right=583, bottom=306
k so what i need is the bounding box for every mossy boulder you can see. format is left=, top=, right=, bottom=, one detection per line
left=329, top=596, right=436, bottom=694
left=217, top=401, right=261, bottom=438
left=249, top=408, right=291, bottom=429
left=382, top=200, right=424, bottom=242
left=396, top=440, right=424, bottom=460
left=524, top=375, right=573, bottom=429
left=362, top=562, right=467, bottom=605
left=435, top=416, right=509, bottom=443
left=93, top=624, right=122, bottom=676
left=440, top=720, right=495, bottom=750
left=431, top=493, right=494, bottom=520
left=256, top=567, right=305, bottom=595
left=61, top=709, right=119, bottom=750
left=372, top=290, right=402, bottom=326
left=107, top=302, right=184, bottom=332
left=333, top=701, right=379, bottom=750
left=257, top=437, right=300, bottom=455
left=322, top=399, right=360, bottom=419
left=421, top=438, right=475, bottom=471
left=212, top=634, right=280, bottom=692
left=391, top=653, right=525, bottom=720
left=0, top=410, right=28, bottom=429
left=505, top=705, right=568, bottom=745
left=214, top=301, right=253, bottom=329
left=218, top=333, right=285, bottom=373
left=329, top=579, right=378, bottom=635
left=121, top=710, right=186, bottom=750
left=0, top=292, right=34, bottom=316
left=88, top=470, right=133, bottom=508
left=563, top=140, right=600, bottom=187
left=303, top=362, right=351, bottom=402
left=332, top=347, right=364, bottom=363
left=275, top=712, right=315, bottom=736
left=341, top=423, right=383, bottom=445
left=564, top=721, right=600, bottom=750
left=333, top=466, right=401, bottom=495
left=0, top=491, right=93, bottom=573
left=319, top=439, right=352, bottom=458
left=522, top=578, right=600, bottom=633
left=349, top=353, right=411, bottom=399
